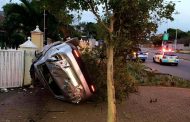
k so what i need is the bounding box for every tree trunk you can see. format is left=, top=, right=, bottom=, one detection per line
left=107, top=44, right=116, bottom=122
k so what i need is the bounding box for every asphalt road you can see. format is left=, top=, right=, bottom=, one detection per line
left=143, top=48, right=190, bottom=81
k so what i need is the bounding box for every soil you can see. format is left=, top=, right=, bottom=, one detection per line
left=0, top=86, right=190, bottom=122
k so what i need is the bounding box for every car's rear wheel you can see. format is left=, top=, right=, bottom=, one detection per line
left=159, top=59, right=162, bottom=65
left=174, top=63, right=178, bottom=66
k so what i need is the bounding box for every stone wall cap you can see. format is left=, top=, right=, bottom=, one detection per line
left=20, top=37, right=37, bottom=48
left=31, top=25, right=42, bottom=32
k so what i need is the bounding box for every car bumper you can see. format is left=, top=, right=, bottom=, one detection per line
left=162, top=59, right=179, bottom=63
left=138, top=55, right=148, bottom=60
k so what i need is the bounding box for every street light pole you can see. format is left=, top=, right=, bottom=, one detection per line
left=43, top=7, right=46, bottom=43
left=36, top=0, right=46, bottom=43
left=174, top=29, right=178, bottom=50
left=171, top=0, right=181, bottom=51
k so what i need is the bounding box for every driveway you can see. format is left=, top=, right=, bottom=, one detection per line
left=1, top=86, right=190, bottom=122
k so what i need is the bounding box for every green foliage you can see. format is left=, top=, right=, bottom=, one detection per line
left=31, top=0, right=81, bottom=38
left=81, top=48, right=137, bottom=102
left=10, top=32, right=25, bottom=48
left=167, top=28, right=188, bottom=40
left=2, top=0, right=62, bottom=47
left=2, top=0, right=40, bottom=47
left=114, top=58, right=138, bottom=100
left=76, top=22, right=106, bottom=40
left=126, top=63, right=190, bottom=88
left=81, top=48, right=107, bottom=102
left=113, top=0, right=175, bottom=51
left=151, top=35, right=162, bottom=46
left=82, top=48, right=190, bottom=102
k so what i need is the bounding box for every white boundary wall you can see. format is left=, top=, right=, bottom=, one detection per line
left=0, top=49, right=24, bottom=88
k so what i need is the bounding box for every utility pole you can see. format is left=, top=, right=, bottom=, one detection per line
left=174, top=29, right=177, bottom=50
left=43, top=7, right=46, bottom=43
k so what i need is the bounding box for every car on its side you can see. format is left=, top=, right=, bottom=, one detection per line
left=30, top=40, right=95, bottom=104
left=153, top=49, right=179, bottom=66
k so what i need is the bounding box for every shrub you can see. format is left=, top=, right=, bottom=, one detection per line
left=81, top=48, right=137, bottom=102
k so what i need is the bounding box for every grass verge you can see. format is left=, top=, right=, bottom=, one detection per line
left=127, top=62, right=190, bottom=88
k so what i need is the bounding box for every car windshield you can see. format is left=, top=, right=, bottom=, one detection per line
left=164, top=52, right=176, bottom=56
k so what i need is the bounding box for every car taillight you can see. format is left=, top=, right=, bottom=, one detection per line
left=163, top=55, right=166, bottom=59
left=73, top=50, right=80, bottom=57
left=90, top=85, right=95, bottom=92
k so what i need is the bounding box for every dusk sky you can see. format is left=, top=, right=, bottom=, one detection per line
left=0, top=0, right=189, bottom=34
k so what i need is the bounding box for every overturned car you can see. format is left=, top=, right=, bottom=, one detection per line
left=30, top=41, right=95, bottom=103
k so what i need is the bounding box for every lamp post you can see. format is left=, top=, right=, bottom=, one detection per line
left=174, top=29, right=177, bottom=50
left=43, top=6, right=46, bottom=43
left=36, top=0, right=46, bottom=43
left=171, top=1, right=181, bottom=51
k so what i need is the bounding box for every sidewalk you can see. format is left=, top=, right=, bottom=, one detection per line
left=0, top=86, right=190, bottom=122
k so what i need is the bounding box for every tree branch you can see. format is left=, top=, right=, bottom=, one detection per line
left=87, top=0, right=110, bottom=32
left=105, top=0, right=109, bottom=17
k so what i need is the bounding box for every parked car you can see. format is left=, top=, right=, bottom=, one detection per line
left=30, top=41, right=95, bottom=104
left=126, top=48, right=148, bottom=62
left=153, top=49, right=179, bottom=66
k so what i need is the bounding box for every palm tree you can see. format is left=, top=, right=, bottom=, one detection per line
left=2, top=0, right=59, bottom=48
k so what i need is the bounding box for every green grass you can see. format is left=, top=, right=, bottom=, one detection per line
left=176, top=50, right=190, bottom=54
left=127, top=62, right=190, bottom=88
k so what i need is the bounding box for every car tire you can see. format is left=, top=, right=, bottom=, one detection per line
left=142, top=59, right=145, bottom=62
left=174, top=63, right=178, bottom=66
left=159, top=59, right=162, bottom=65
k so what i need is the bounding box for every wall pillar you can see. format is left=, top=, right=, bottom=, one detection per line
left=19, top=37, right=37, bottom=86
left=31, top=25, right=44, bottom=51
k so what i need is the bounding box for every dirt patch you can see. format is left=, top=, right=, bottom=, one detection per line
left=0, top=86, right=190, bottom=122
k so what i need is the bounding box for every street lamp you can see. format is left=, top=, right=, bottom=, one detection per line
left=173, top=11, right=180, bottom=51
left=43, top=6, right=46, bottom=43
left=36, top=0, right=46, bottom=43
left=174, top=29, right=177, bottom=50
left=174, top=1, right=181, bottom=51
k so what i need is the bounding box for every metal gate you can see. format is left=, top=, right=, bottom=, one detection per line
left=0, top=49, right=24, bottom=88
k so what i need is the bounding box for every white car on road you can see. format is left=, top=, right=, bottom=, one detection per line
left=153, top=50, right=179, bottom=66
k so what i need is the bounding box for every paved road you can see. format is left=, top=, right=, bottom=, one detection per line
left=1, top=86, right=190, bottom=122
left=143, top=48, right=190, bottom=81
